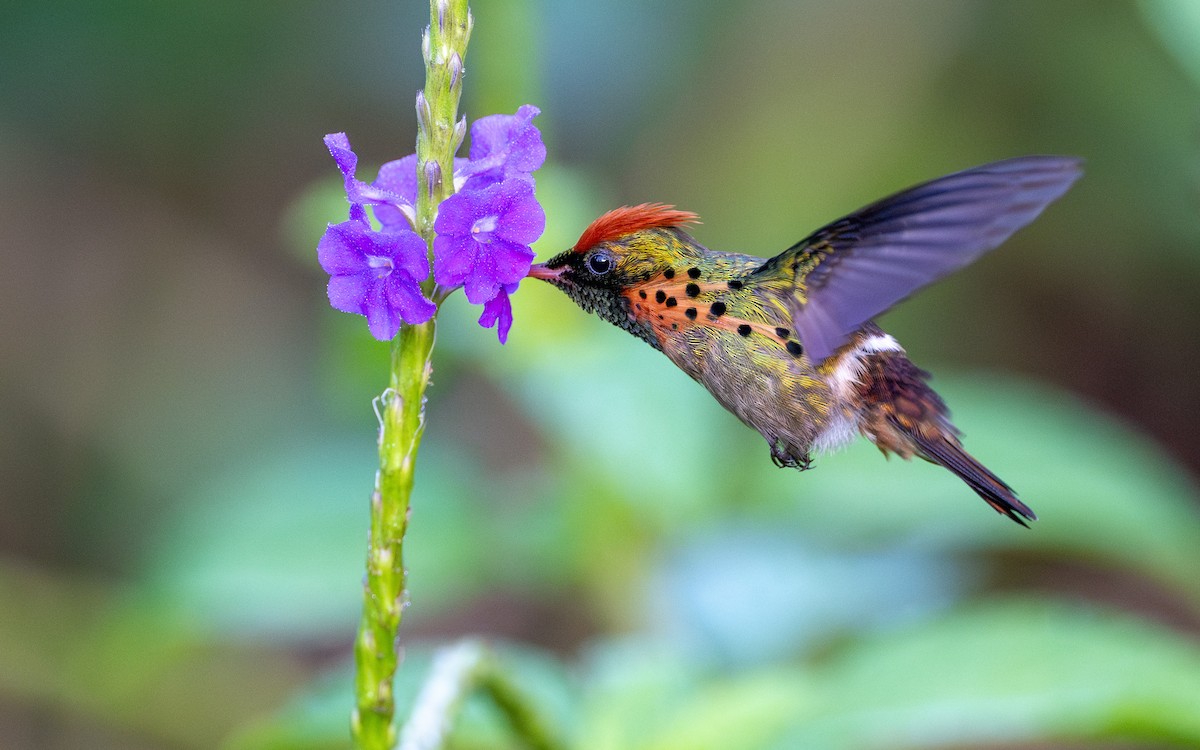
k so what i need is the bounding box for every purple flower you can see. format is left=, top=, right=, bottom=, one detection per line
left=433, top=178, right=545, bottom=305
left=478, top=283, right=517, bottom=344
left=457, top=105, right=546, bottom=191
left=324, top=133, right=414, bottom=224
left=318, top=218, right=435, bottom=340
left=319, top=104, right=546, bottom=343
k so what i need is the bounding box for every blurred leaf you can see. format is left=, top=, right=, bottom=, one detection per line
left=777, top=598, right=1200, bottom=748
left=575, top=638, right=812, bottom=750
left=1140, top=0, right=1200, bottom=92
left=640, top=670, right=813, bottom=750
left=142, top=436, right=374, bottom=638
left=645, top=528, right=973, bottom=667
left=142, top=436, right=487, bottom=637
left=0, top=561, right=304, bottom=749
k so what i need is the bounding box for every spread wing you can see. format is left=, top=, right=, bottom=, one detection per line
left=766, top=156, right=1083, bottom=362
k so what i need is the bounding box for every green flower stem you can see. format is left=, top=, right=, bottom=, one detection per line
left=352, top=2, right=471, bottom=748
left=352, top=318, right=436, bottom=750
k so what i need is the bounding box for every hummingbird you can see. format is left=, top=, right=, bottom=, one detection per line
left=527, top=156, right=1082, bottom=526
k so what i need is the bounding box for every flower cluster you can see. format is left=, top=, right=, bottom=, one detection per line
left=318, top=105, right=546, bottom=343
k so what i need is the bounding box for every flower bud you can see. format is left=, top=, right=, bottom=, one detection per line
left=424, top=160, right=442, bottom=200
left=415, top=90, right=432, bottom=135
left=436, top=0, right=448, bottom=34
left=448, top=52, right=463, bottom=91
left=452, top=116, right=467, bottom=152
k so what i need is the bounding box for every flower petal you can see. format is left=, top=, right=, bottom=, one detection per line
left=374, top=155, right=418, bottom=231
left=494, top=180, right=546, bottom=245
left=327, top=272, right=371, bottom=315
left=501, top=105, right=547, bottom=174
left=375, top=154, right=419, bottom=205
left=466, top=105, right=546, bottom=186
left=324, top=132, right=413, bottom=223
left=385, top=273, right=437, bottom=325
left=433, top=188, right=486, bottom=237
left=390, top=230, right=431, bottom=282
left=432, top=234, right=479, bottom=287
left=364, top=279, right=401, bottom=341
left=318, top=221, right=369, bottom=275
left=462, top=253, right=500, bottom=304
left=486, top=239, right=536, bottom=286
left=324, top=133, right=358, bottom=179
left=350, top=181, right=409, bottom=209
left=478, top=284, right=517, bottom=344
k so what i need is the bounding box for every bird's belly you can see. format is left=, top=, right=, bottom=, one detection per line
left=662, top=331, right=833, bottom=454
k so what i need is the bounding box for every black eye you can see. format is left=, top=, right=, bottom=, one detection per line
left=586, top=251, right=612, bottom=275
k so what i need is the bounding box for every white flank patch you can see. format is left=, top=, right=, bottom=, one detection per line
left=861, top=333, right=904, bottom=355
left=813, top=413, right=859, bottom=454
left=826, top=333, right=904, bottom=398
left=814, top=333, right=905, bottom=454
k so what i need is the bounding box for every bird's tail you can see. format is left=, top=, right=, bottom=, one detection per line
left=854, top=346, right=1036, bottom=526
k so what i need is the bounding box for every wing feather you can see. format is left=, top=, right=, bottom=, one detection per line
left=771, top=156, right=1083, bottom=361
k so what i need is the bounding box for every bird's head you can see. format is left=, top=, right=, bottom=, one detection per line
left=527, top=204, right=701, bottom=333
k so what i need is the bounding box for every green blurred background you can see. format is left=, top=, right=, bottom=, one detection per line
left=3, top=1, right=1200, bottom=748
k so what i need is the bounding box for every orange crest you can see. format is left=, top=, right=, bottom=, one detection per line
left=574, top=203, right=700, bottom=251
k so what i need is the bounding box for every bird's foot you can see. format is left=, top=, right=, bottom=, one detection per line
left=770, top=442, right=814, bottom=471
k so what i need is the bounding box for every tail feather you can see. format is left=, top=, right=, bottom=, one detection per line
left=854, top=341, right=1035, bottom=526
left=899, top=421, right=1036, bottom=526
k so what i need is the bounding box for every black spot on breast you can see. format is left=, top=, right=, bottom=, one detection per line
left=687, top=267, right=701, bottom=279
left=685, top=283, right=700, bottom=297
left=666, top=297, right=677, bottom=307
left=728, top=279, right=743, bottom=290
left=709, top=301, right=726, bottom=317
left=737, top=324, right=751, bottom=336
left=685, top=308, right=697, bottom=320
left=786, top=340, right=803, bottom=357
left=663, top=268, right=675, bottom=279
left=775, top=327, right=790, bottom=339
left=639, top=290, right=647, bottom=299
left=655, top=290, right=666, bottom=303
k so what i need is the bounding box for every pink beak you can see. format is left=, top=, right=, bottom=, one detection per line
left=527, top=263, right=564, bottom=280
